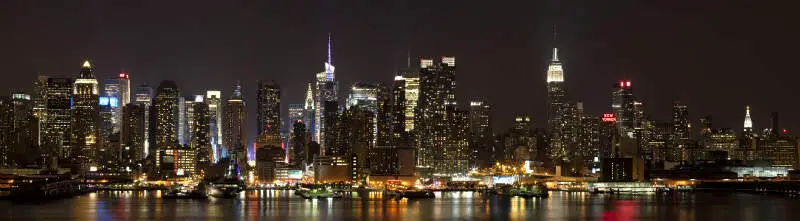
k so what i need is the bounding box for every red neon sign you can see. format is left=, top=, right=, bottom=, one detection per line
left=602, top=113, right=616, bottom=122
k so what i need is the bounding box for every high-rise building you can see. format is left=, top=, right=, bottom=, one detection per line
left=205, top=90, right=222, bottom=162
left=468, top=99, right=491, bottom=168
left=134, top=83, right=153, bottom=156
left=545, top=47, right=568, bottom=165
left=672, top=102, right=690, bottom=140
left=102, top=78, right=122, bottom=135
left=99, top=95, right=119, bottom=140
left=152, top=80, right=180, bottom=169
left=10, top=93, right=39, bottom=167
left=303, top=84, right=316, bottom=142
left=119, top=73, right=131, bottom=106
left=415, top=57, right=467, bottom=176
left=290, top=121, right=309, bottom=167
left=612, top=80, right=635, bottom=137
left=121, top=103, right=146, bottom=171
left=177, top=96, right=193, bottom=145
left=375, top=83, right=392, bottom=147
left=346, top=82, right=382, bottom=146
left=314, top=34, right=338, bottom=147
left=390, top=75, right=408, bottom=143
left=322, top=101, right=341, bottom=156
left=72, top=60, right=101, bottom=170
left=0, top=96, right=12, bottom=167
left=191, top=99, right=212, bottom=169
left=256, top=80, right=281, bottom=144
left=401, top=70, right=420, bottom=133
left=38, top=75, right=73, bottom=163
left=288, top=104, right=304, bottom=132
left=223, top=83, right=247, bottom=166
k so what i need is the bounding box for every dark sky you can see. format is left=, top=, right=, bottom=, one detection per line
left=1, top=0, right=797, bottom=138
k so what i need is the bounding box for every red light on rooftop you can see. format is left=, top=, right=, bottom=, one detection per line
left=783, top=128, right=788, bottom=134
left=619, top=81, right=624, bottom=87
left=626, top=81, right=631, bottom=87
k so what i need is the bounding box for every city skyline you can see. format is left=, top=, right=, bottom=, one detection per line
left=0, top=0, right=797, bottom=137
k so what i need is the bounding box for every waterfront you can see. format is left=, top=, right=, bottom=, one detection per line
left=1, top=191, right=798, bottom=220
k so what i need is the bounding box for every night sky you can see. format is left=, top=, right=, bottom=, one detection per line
left=1, top=0, right=797, bottom=137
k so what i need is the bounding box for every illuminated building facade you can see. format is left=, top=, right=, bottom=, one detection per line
left=303, top=84, right=316, bottom=143
left=256, top=80, right=281, bottom=146
left=72, top=60, right=101, bottom=169
left=38, top=76, right=73, bottom=161
left=612, top=80, right=635, bottom=137
left=121, top=103, right=146, bottom=171
left=152, top=80, right=180, bottom=169
left=134, top=83, right=153, bottom=156
left=390, top=75, right=413, bottom=147
left=469, top=99, right=491, bottom=168
left=191, top=99, right=212, bottom=169
left=0, top=97, right=11, bottom=166
left=415, top=57, right=467, bottom=176
left=743, top=105, right=753, bottom=134
left=314, top=34, right=338, bottom=147
left=546, top=48, right=568, bottom=164
left=10, top=93, right=39, bottom=167
left=223, top=83, right=247, bottom=166
left=205, top=90, right=222, bottom=161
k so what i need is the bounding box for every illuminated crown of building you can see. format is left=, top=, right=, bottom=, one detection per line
left=744, top=105, right=753, bottom=131
left=546, top=48, right=564, bottom=83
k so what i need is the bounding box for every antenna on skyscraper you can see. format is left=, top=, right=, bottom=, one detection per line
left=327, top=32, right=332, bottom=65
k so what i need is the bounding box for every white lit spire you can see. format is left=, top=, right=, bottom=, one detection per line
left=304, top=83, right=314, bottom=110
left=552, top=48, right=559, bottom=62
left=743, top=105, right=753, bottom=132
left=82, top=60, right=92, bottom=68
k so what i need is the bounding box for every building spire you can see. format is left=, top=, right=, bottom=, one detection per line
left=304, top=83, right=314, bottom=109
left=327, top=32, right=332, bottom=65
left=552, top=24, right=559, bottom=62
left=744, top=105, right=753, bottom=132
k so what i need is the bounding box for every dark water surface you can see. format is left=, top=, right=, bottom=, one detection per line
left=1, top=190, right=798, bottom=220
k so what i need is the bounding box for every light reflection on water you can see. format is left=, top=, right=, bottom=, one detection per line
left=0, top=190, right=797, bottom=220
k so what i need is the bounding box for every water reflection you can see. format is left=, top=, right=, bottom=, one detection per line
left=0, top=191, right=796, bottom=220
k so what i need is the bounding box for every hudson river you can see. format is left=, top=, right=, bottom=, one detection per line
left=1, top=190, right=797, bottom=220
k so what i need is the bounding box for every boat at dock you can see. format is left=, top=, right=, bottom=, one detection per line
left=162, top=183, right=208, bottom=199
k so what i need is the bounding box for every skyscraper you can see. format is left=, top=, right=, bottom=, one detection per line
left=546, top=47, right=568, bottom=164
left=256, top=80, right=281, bottom=143
left=303, top=84, right=316, bottom=142
left=612, top=80, right=635, bottom=137
left=223, top=83, right=247, bottom=165
left=672, top=102, right=690, bottom=140
left=103, top=78, right=122, bottom=135
left=288, top=104, right=305, bottom=132
left=121, top=103, right=145, bottom=171
left=314, top=34, right=338, bottom=147
left=375, top=83, right=392, bottom=147
left=346, top=82, right=380, bottom=145
left=38, top=75, right=73, bottom=162
left=0, top=96, right=12, bottom=167
left=401, top=70, right=419, bottom=133
left=152, top=80, right=180, bottom=169
left=468, top=99, right=491, bottom=168
left=10, top=93, right=39, bottom=167
left=205, top=90, right=222, bottom=161
left=390, top=75, right=408, bottom=145
left=415, top=57, right=467, bottom=175
left=134, top=83, right=153, bottom=157
left=191, top=98, right=212, bottom=168
left=72, top=60, right=101, bottom=170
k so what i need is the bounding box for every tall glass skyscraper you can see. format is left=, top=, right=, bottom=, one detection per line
left=314, top=34, right=338, bottom=150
